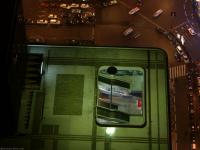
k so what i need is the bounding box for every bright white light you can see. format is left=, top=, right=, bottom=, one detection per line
left=176, top=45, right=182, bottom=50
left=106, top=127, right=116, bottom=136
left=192, top=143, right=196, bottom=149
left=40, top=61, right=43, bottom=75
left=176, top=33, right=181, bottom=39
left=181, top=36, right=185, bottom=45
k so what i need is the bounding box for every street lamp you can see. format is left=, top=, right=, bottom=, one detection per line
left=107, top=66, right=117, bottom=109
left=106, top=127, right=116, bottom=136
left=105, top=127, right=116, bottom=150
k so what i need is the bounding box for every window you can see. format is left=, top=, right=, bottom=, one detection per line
left=96, top=66, right=145, bottom=126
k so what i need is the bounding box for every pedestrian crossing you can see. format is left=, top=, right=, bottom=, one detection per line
left=169, top=64, right=187, bottom=79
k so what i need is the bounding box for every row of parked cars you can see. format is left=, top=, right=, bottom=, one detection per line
left=26, top=8, right=95, bottom=26
left=102, top=0, right=117, bottom=7
left=187, top=61, right=200, bottom=150
left=155, top=27, right=190, bottom=63
left=26, top=1, right=96, bottom=26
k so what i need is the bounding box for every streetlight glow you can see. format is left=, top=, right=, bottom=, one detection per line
left=106, top=127, right=116, bottom=136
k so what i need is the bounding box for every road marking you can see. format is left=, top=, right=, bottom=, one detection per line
left=118, top=0, right=195, bottom=49
left=118, top=0, right=164, bottom=29
left=169, top=64, right=187, bottom=79
left=138, top=13, right=163, bottom=28
left=184, top=0, right=191, bottom=25
left=172, top=21, right=187, bottom=30
left=117, top=0, right=131, bottom=9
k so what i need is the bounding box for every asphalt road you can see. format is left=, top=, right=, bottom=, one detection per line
left=23, top=0, right=200, bottom=63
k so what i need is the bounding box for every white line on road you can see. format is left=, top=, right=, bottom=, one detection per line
left=172, top=21, right=187, bottom=30
left=184, top=0, right=191, bottom=24
left=118, top=0, right=164, bottom=29
left=137, top=13, right=163, bottom=28
left=117, top=0, right=130, bottom=8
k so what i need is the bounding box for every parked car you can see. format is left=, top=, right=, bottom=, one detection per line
left=49, top=19, right=61, bottom=25
left=188, top=27, right=196, bottom=35
left=128, top=7, right=140, bottom=15
left=48, top=13, right=58, bottom=19
left=36, top=19, right=48, bottom=24
left=102, top=0, right=117, bottom=6
left=123, top=27, right=134, bottom=36
left=108, top=0, right=117, bottom=5
left=153, top=9, right=163, bottom=18
left=176, top=45, right=184, bottom=55
left=80, top=3, right=90, bottom=8
left=174, top=52, right=181, bottom=62
left=132, top=33, right=141, bottom=39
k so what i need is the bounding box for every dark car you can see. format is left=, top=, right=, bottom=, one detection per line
left=174, top=52, right=181, bottom=62
left=155, top=27, right=169, bottom=35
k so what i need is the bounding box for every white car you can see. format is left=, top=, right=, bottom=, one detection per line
left=132, top=33, right=141, bottom=39
left=180, top=35, right=185, bottom=45
left=123, top=27, right=133, bottom=36
left=188, top=27, right=196, bottom=35
left=49, top=19, right=61, bottom=25
left=109, top=0, right=117, bottom=5
left=153, top=9, right=163, bottom=18
left=80, top=3, right=90, bottom=8
left=128, top=7, right=140, bottom=15
left=60, top=3, right=71, bottom=9
left=36, top=19, right=48, bottom=24
left=176, top=45, right=184, bottom=55
left=48, top=13, right=58, bottom=19
left=70, top=3, right=79, bottom=8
